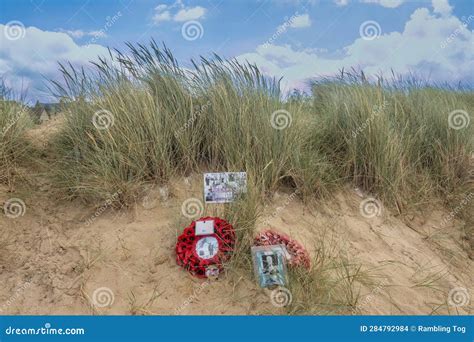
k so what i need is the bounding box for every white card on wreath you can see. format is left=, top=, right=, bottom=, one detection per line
left=195, top=220, right=215, bottom=236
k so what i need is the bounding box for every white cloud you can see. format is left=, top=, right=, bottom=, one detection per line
left=155, top=4, right=168, bottom=12
left=62, top=29, right=86, bottom=38
left=361, top=0, right=405, bottom=8
left=153, top=2, right=206, bottom=25
left=432, top=0, right=452, bottom=16
left=59, top=29, right=108, bottom=39
left=89, top=30, right=107, bottom=38
left=290, top=14, right=312, bottom=28
left=335, top=0, right=406, bottom=8
left=174, top=6, right=206, bottom=22
left=237, top=6, right=473, bottom=93
left=0, top=25, right=110, bottom=102
left=152, top=10, right=172, bottom=24
left=334, top=0, right=349, bottom=6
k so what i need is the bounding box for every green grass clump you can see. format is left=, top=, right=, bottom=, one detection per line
left=309, top=73, right=473, bottom=209
left=51, top=43, right=472, bottom=209
left=0, top=82, right=32, bottom=185
left=51, top=42, right=334, bottom=203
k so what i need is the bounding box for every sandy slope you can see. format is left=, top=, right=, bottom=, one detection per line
left=0, top=117, right=472, bottom=315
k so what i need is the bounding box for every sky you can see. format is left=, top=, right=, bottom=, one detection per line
left=0, top=0, right=473, bottom=103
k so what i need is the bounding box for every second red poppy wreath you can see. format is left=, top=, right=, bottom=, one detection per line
left=254, top=229, right=311, bottom=269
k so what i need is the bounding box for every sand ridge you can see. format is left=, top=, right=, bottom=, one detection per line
left=0, top=117, right=472, bottom=315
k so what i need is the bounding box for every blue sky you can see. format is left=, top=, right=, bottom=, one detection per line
left=0, top=0, right=473, bottom=102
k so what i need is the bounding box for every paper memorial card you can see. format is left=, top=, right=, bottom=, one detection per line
left=195, top=219, right=215, bottom=236
left=203, top=172, right=247, bottom=203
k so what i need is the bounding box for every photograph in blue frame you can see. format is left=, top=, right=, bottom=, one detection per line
left=251, top=245, right=288, bottom=288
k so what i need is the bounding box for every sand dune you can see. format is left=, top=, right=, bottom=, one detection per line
left=0, top=117, right=471, bottom=315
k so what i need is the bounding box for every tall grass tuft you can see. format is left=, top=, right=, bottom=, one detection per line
left=51, top=43, right=472, bottom=208
left=51, top=41, right=333, bottom=203
left=309, top=71, right=473, bottom=209
left=0, top=81, right=32, bottom=186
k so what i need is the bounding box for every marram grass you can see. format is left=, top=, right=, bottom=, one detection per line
left=0, top=82, right=32, bottom=185
left=50, top=42, right=473, bottom=210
